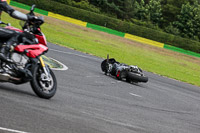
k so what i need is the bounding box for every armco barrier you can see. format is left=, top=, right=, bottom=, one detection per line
left=9, top=0, right=200, bottom=58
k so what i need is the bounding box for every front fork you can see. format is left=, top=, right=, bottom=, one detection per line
left=39, top=56, right=51, bottom=81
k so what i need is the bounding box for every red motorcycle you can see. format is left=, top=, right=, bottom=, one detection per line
left=0, top=5, right=57, bottom=99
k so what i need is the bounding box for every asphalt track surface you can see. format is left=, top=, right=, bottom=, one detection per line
left=0, top=43, right=200, bottom=133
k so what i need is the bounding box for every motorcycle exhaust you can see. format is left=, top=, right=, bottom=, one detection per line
left=0, top=73, right=20, bottom=82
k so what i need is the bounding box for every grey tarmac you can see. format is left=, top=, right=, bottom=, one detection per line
left=0, top=43, right=200, bottom=133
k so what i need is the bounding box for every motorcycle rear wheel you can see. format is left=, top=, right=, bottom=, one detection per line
left=127, top=72, right=148, bottom=83
left=30, top=65, right=57, bottom=99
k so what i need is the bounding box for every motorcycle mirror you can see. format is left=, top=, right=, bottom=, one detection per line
left=30, top=5, right=36, bottom=13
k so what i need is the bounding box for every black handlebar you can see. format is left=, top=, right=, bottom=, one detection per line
left=27, top=5, right=44, bottom=26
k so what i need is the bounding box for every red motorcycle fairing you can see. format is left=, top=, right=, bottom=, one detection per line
left=5, top=26, right=23, bottom=33
left=5, top=26, right=48, bottom=58
left=35, top=34, right=47, bottom=46
left=14, top=44, right=48, bottom=58
left=6, top=26, right=47, bottom=46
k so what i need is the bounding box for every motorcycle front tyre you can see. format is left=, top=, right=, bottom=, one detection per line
left=30, top=65, right=57, bottom=99
left=127, top=72, right=148, bottom=83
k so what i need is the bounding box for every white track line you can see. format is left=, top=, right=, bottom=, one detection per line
left=129, top=93, right=142, bottom=98
left=0, top=127, right=29, bottom=133
left=48, top=57, right=68, bottom=71
left=50, top=48, right=102, bottom=61
left=80, top=110, right=143, bottom=131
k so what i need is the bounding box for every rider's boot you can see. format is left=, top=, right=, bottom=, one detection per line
left=0, top=45, right=7, bottom=62
left=0, top=33, right=20, bottom=63
left=0, top=44, right=13, bottom=63
left=0, top=38, right=15, bottom=63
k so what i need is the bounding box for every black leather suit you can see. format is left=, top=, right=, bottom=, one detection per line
left=0, top=0, right=28, bottom=41
left=0, top=0, right=29, bottom=62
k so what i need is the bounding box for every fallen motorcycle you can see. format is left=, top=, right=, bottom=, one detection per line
left=101, top=55, right=148, bottom=83
left=0, top=5, right=57, bottom=99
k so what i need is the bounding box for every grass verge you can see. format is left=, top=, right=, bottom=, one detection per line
left=2, top=8, right=200, bottom=86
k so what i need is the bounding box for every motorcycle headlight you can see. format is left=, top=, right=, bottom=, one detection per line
left=35, top=38, right=39, bottom=44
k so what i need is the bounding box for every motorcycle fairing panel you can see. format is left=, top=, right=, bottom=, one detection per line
left=5, top=26, right=23, bottom=32
left=5, top=24, right=48, bottom=58
left=35, top=34, right=47, bottom=45
left=14, top=44, right=48, bottom=58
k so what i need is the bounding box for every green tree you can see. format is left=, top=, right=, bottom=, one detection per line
left=71, top=0, right=100, bottom=13
left=89, top=0, right=137, bottom=20
left=122, top=0, right=137, bottom=20
left=147, top=0, right=163, bottom=25
left=88, top=0, right=104, bottom=7
left=173, top=1, right=200, bottom=41
left=135, top=0, right=149, bottom=21
left=161, top=0, right=197, bottom=27
left=134, top=0, right=162, bottom=26
left=51, top=0, right=100, bottom=13
left=89, top=0, right=123, bottom=18
left=109, top=0, right=124, bottom=19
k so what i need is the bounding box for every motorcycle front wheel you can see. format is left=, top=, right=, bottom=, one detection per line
left=30, top=65, right=57, bottom=99
left=127, top=72, right=148, bottom=83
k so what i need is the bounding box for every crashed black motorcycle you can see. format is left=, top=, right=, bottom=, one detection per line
left=101, top=55, right=148, bottom=83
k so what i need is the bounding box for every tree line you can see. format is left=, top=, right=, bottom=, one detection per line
left=52, top=0, right=200, bottom=41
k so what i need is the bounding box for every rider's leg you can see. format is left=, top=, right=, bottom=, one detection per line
left=0, top=35, right=18, bottom=62
left=0, top=27, right=18, bottom=62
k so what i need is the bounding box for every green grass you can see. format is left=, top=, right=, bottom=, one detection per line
left=2, top=11, right=200, bottom=86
